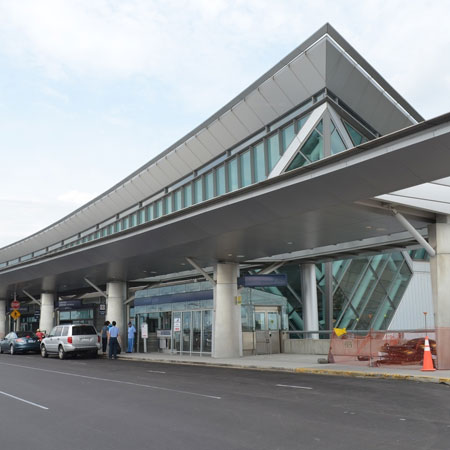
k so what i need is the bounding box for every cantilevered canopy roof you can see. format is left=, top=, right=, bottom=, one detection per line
left=1, top=112, right=449, bottom=298
left=0, top=23, right=422, bottom=263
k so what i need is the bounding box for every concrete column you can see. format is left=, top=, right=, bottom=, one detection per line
left=212, top=262, right=242, bottom=358
left=0, top=300, right=6, bottom=338
left=106, top=281, right=126, bottom=342
left=324, top=262, right=334, bottom=331
left=301, top=264, right=319, bottom=339
left=429, top=217, right=450, bottom=369
left=39, top=293, right=55, bottom=334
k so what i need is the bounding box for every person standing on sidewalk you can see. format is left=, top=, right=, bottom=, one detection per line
left=107, top=321, right=120, bottom=359
left=101, top=321, right=110, bottom=354
left=127, top=322, right=136, bottom=353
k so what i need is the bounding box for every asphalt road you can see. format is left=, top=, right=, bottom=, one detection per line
left=0, top=353, right=449, bottom=450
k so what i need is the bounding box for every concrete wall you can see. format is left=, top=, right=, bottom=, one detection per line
left=282, top=338, right=330, bottom=355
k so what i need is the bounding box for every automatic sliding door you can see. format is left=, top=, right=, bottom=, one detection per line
left=173, top=312, right=181, bottom=353
left=182, top=312, right=191, bottom=353
left=202, top=310, right=212, bottom=354
left=192, top=311, right=201, bottom=353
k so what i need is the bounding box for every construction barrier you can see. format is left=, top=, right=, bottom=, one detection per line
left=329, top=330, right=437, bottom=369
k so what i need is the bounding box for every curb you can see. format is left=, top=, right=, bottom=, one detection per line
left=294, top=368, right=450, bottom=385
left=105, top=355, right=450, bottom=384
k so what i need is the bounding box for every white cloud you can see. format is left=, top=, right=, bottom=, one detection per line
left=0, top=0, right=448, bottom=117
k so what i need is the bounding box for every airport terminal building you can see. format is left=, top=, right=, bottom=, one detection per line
left=1, top=24, right=450, bottom=367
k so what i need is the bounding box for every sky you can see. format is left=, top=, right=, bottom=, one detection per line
left=0, top=0, right=449, bottom=248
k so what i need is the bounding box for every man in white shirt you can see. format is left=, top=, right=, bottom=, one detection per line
left=107, top=321, right=120, bottom=359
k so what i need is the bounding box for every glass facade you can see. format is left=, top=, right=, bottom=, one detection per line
left=133, top=282, right=288, bottom=354
left=247, top=251, right=412, bottom=332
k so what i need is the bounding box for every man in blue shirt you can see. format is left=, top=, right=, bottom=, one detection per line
left=107, top=321, right=120, bottom=359
left=127, top=322, right=136, bottom=353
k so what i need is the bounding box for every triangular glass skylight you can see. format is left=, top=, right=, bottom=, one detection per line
left=286, top=120, right=323, bottom=172
left=330, top=120, right=347, bottom=155
left=343, top=121, right=368, bottom=146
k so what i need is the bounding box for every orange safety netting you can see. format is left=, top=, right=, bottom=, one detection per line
left=329, top=330, right=437, bottom=368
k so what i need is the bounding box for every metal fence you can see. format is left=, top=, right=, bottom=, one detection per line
left=283, top=329, right=437, bottom=368
left=329, top=329, right=436, bottom=368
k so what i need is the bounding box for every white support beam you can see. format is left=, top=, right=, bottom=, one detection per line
left=185, top=257, right=216, bottom=285
left=259, top=262, right=285, bottom=275
left=84, top=277, right=107, bottom=298
left=391, top=207, right=436, bottom=257
left=22, top=289, right=41, bottom=306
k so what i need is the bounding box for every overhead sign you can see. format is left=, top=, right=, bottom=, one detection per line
left=11, top=310, right=21, bottom=320
left=141, top=323, right=148, bottom=339
left=58, top=300, right=82, bottom=311
left=10, top=300, right=20, bottom=310
left=238, top=274, right=288, bottom=287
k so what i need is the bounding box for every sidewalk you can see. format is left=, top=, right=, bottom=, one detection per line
left=110, top=351, right=450, bottom=384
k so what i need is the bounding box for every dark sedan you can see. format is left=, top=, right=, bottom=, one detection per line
left=0, top=331, right=40, bottom=355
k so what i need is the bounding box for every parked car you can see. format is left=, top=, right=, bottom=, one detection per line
left=40, top=324, right=100, bottom=359
left=0, top=331, right=40, bottom=355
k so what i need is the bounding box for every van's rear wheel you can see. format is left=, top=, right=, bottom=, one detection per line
left=41, top=345, right=48, bottom=358
left=58, top=346, right=66, bottom=360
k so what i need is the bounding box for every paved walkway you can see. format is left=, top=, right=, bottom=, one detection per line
left=109, top=351, right=450, bottom=384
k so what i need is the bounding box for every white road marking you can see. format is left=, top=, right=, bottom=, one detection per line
left=276, top=384, right=313, bottom=390
left=0, top=390, right=49, bottom=410
left=147, top=370, right=166, bottom=374
left=0, top=362, right=221, bottom=400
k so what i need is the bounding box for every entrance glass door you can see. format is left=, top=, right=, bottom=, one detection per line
left=173, top=312, right=181, bottom=352
left=192, top=311, right=201, bottom=353
left=202, top=310, right=212, bottom=353
left=182, top=312, right=191, bottom=353
left=254, top=307, right=281, bottom=355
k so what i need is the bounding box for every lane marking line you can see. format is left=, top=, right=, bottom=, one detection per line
left=0, top=362, right=220, bottom=400
left=0, top=390, right=49, bottom=410
left=147, top=370, right=167, bottom=374
left=276, top=384, right=313, bottom=390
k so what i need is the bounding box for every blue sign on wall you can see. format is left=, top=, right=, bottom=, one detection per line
left=237, top=274, right=288, bottom=287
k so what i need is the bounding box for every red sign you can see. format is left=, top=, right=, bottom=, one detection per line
left=10, top=300, right=20, bottom=310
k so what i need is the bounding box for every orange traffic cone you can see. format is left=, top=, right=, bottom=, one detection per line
left=421, top=336, right=436, bottom=371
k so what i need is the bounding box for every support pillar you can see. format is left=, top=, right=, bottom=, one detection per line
left=39, top=293, right=55, bottom=335
left=106, top=281, right=126, bottom=341
left=324, top=262, right=334, bottom=331
left=0, top=300, right=6, bottom=338
left=301, top=264, right=319, bottom=339
left=212, top=263, right=242, bottom=358
left=429, top=217, right=450, bottom=369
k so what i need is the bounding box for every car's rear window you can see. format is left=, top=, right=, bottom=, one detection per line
left=16, top=331, right=37, bottom=338
left=72, top=326, right=97, bottom=336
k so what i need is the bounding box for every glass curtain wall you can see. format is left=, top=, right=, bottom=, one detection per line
left=249, top=251, right=412, bottom=333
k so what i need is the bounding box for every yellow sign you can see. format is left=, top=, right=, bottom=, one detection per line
left=11, top=310, right=21, bottom=320
left=333, top=327, right=347, bottom=337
